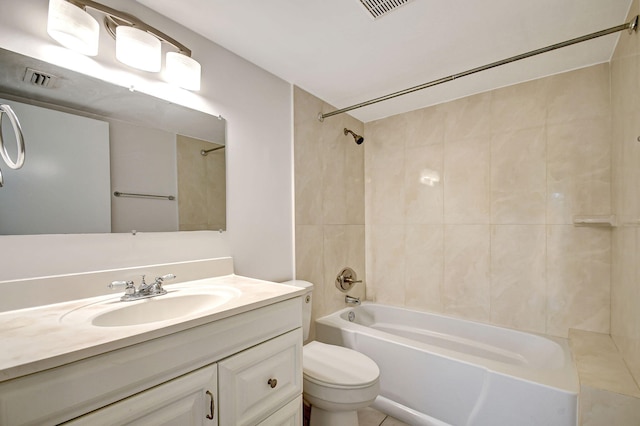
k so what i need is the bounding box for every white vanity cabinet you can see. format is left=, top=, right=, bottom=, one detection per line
left=0, top=298, right=303, bottom=426
left=64, top=329, right=303, bottom=426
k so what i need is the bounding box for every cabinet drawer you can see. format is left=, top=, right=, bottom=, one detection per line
left=219, top=329, right=302, bottom=426
left=257, top=395, right=302, bottom=426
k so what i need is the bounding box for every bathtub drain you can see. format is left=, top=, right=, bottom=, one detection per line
left=348, top=311, right=355, bottom=322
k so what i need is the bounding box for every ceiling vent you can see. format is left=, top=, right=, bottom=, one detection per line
left=359, top=0, right=414, bottom=19
left=23, top=68, right=59, bottom=89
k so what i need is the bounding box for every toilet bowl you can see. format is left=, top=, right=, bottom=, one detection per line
left=303, top=341, right=380, bottom=425
left=282, top=280, right=380, bottom=426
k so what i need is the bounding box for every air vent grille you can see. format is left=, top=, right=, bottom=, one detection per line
left=23, top=68, right=59, bottom=89
left=359, top=0, right=414, bottom=19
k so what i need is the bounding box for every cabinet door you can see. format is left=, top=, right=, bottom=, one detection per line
left=257, top=396, right=302, bottom=426
left=219, top=329, right=303, bottom=426
left=63, top=364, right=218, bottom=426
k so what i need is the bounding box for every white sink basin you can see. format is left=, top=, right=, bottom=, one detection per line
left=61, top=285, right=242, bottom=327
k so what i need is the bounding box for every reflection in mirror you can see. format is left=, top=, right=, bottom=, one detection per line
left=0, top=48, right=225, bottom=235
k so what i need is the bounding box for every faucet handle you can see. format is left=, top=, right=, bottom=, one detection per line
left=109, top=280, right=135, bottom=295
left=155, top=273, right=176, bottom=285
left=158, top=274, right=176, bottom=281
left=109, top=280, right=134, bottom=289
left=335, top=267, right=361, bottom=292
left=153, top=274, right=176, bottom=291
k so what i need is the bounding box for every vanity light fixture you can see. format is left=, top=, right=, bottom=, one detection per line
left=46, top=0, right=202, bottom=90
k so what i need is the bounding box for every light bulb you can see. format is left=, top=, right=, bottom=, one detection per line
left=115, top=26, right=161, bottom=72
left=47, top=0, right=99, bottom=56
left=166, top=52, right=201, bottom=91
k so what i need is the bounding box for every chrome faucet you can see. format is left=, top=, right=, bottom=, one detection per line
left=109, top=274, right=176, bottom=301
left=345, top=295, right=361, bottom=306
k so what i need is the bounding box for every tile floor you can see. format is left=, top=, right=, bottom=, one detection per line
left=358, top=407, right=410, bottom=426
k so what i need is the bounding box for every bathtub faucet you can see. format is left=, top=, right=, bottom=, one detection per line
left=345, top=295, right=361, bottom=306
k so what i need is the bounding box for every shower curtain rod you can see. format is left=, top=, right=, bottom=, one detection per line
left=318, top=15, right=639, bottom=121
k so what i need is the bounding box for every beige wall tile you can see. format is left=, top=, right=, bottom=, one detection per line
left=444, top=137, right=490, bottom=223
left=294, top=86, right=324, bottom=127
left=443, top=225, right=490, bottom=321
left=491, top=78, right=548, bottom=133
left=547, top=226, right=611, bottom=337
left=404, top=105, right=447, bottom=148
left=404, top=144, right=444, bottom=224
left=404, top=225, right=444, bottom=312
left=443, top=92, right=491, bottom=141
left=491, top=225, right=546, bottom=333
left=295, top=224, right=325, bottom=341
left=611, top=55, right=639, bottom=117
left=570, top=329, right=640, bottom=397
left=491, top=127, right=546, bottom=224
left=547, top=64, right=610, bottom=124
left=579, top=386, right=640, bottom=426
left=365, top=120, right=404, bottom=225
left=321, top=113, right=364, bottom=225
left=345, top=122, right=365, bottom=225
left=547, top=117, right=611, bottom=224
left=294, top=120, right=324, bottom=225
left=294, top=87, right=365, bottom=340
left=369, top=225, right=405, bottom=306
left=611, top=227, right=640, bottom=384
left=618, top=113, right=640, bottom=223
left=610, top=10, right=640, bottom=387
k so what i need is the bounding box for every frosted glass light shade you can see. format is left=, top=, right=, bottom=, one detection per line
left=115, top=26, right=161, bottom=72
left=47, top=0, right=99, bottom=56
left=166, top=52, right=201, bottom=91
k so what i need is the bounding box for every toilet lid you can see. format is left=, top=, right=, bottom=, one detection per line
left=303, top=341, right=379, bottom=387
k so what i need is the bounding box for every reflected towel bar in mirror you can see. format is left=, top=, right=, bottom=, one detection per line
left=114, top=191, right=175, bottom=201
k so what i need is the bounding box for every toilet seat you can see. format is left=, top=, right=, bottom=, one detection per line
left=303, top=341, right=379, bottom=389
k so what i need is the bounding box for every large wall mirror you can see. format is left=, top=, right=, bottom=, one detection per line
left=0, top=48, right=226, bottom=235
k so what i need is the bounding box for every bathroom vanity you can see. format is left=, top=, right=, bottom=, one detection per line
left=0, top=259, right=304, bottom=425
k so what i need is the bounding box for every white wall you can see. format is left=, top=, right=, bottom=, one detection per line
left=0, top=0, right=294, bottom=282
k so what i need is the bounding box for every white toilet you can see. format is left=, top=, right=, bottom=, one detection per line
left=284, top=280, right=380, bottom=426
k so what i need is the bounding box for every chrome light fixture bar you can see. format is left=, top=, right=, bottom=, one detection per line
left=47, top=0, right=201, bottom=90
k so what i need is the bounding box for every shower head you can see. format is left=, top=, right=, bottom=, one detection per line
left=344, top=128, right=364, bottom=145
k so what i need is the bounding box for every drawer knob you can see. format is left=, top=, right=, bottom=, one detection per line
left=268, top=378, right=278, bottom=388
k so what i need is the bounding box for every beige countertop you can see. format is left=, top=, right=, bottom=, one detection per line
left=0, top=274, right=304, bottom=383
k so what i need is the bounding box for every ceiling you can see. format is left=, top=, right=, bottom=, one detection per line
left=136, top=0, right=634, bottom=122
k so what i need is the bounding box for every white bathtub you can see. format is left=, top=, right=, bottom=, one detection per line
left=315, top=303, right=578, bottom=426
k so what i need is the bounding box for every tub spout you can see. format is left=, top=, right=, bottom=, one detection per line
left=345, top=295, right=361, bottom=306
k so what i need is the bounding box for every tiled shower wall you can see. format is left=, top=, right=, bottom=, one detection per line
left=365, top=64, right=612, bottom=338
left=295, top=64, right=615, bottom=341
left=611, top=0, right=640, bottom=385
left=294, top=87, right=366, bottom=340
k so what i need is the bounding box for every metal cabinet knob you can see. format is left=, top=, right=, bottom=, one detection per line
left=268, top=378, right=278, bottom=388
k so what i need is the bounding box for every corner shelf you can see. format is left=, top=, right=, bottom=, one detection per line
left=572, top=215, right=617, bottom=227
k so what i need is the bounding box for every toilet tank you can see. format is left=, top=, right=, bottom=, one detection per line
left=282, top=280, right=313, bottom=340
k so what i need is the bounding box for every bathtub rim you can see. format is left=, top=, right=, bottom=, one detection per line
left=315, top=302, right=579, bottom=395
